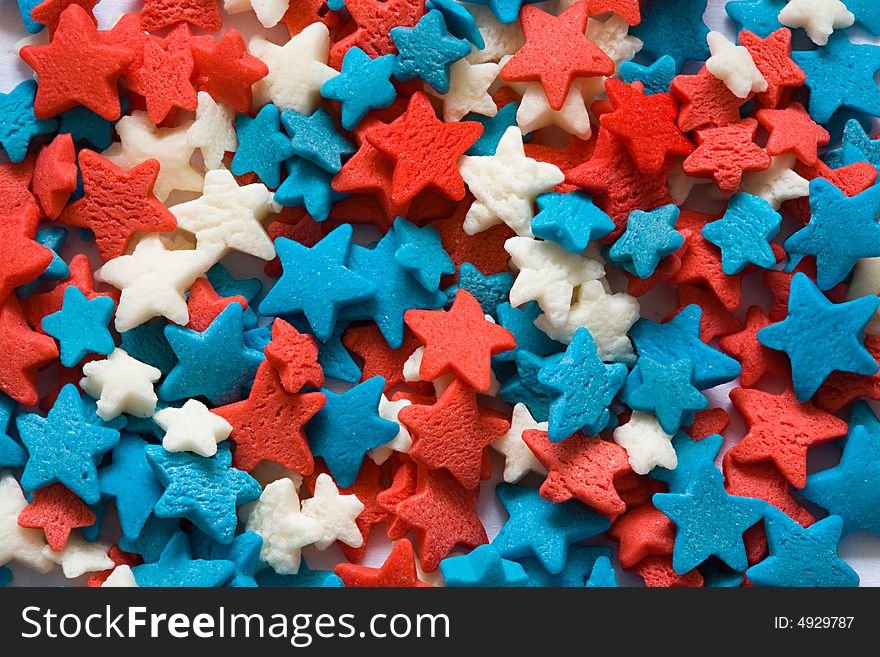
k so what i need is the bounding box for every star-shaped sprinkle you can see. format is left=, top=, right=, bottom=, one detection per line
left=701, top=192, right=781, bottom=274
left=392, top=217, right=455, bottom=292
left=301, top=472, right=365, bottom=550
left=330, top=0, right=425, bottom=65
left=186, top=93, right=237, bottom=171
left=153, top=399, right=232, bottom=458
left=652, top=432, right=723, bottom=495
left=42, top=287, right=115, bottom=368
left=140, top=0, right=223, bottom=32
left=718, top=306, right=789, bottom=387
left=531, top=191, right=614, bottom=254
left=191, top=29, right=269, bottom=114
left=337, top=538, right=431, bottom=587
left=263, top=318, right=324, bottom=393
left=514, top=79, right=593, bottom=140
left=133, top=531, right=234, bottom=587
left=705, top=30, right=767, bottom=98
left=618, top=55, right=677, bottom=95
left=98, top=433, right=163, bottom=541
left=608, top=204, right=683, bottom=278
left=438, top=59, right=500, bottom=122
left=757, top=102, right=828, bottom=166
left=625, top=358, right=707, bottom=435
left=612, top=411, right=678, bottom=475
left=80, top=348, right=161, bottom=420
left=441, top=543, right=528, bottom=586
left=281, top=107, right=355, bottom=174
left=684, top=119, right=771, bottom=193
left=631, top=0, right=709, bottom=67
left=491, top=403, right=548, bottom=483
left=0, top=80, right=58, bottom=163
left=0, top=297, right=57, bottom=405
left=390, top=10, right=471, bottom=94
left=232, top=104, right=294, bottom=189
left=778, top=0, right=853, bottom=45
left=126, top=31, right=198, bottom=125
left=321, top=47, right=397, bottom=131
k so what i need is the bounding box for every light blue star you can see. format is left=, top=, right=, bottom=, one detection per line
left=146, top=443, right=261, bottom=544
left=118, top=515, right=180, bottom=563
left=390, top=10, right=472, bottom=94
left=16, top=227, right=70, bottom=298
left=494, top=483, right=611, bottom=574
left=231, top=104, right=294, bottom=188
left=392, top=217, right=455, bottom=292
left=260, top=225, right=376, bottom=341
left=444, top=262, right=513, bottom=320
left=132, top=531, right=235, bottom=587
left=280, top=107, right=355, bottom=173
left=848, top=0, right=880, bottom=34
left=632, top=0, right=709, bottom=68
left=499, top=350, right=561, bottom=423
left=42, top=287, right=115, bottom=367
left=321, top=47, right=397, bottom=131
left=625, top=357, right=707, bottom=435
left=440, top=544, right=529, bottom=586
left=99, top=433, right=164, bottom=541
left=119, top=319, right=178, bottom=378
left=618, top=55, right=678, bottom=95
left=305, top=376, right=399, bottom=487
left=793, top=32, right=880, bottom=124
left=427, top=0, right=485, bottom=47
left=16, top=0, right=43, bottom=33
left=190, top=529, right=263, bottom=588
left=495, top=301, right=564, bottom=363
left=653, top=462, right=767, bottom=574
left=725, top=0, right=784, bottom=38
left=465, top=103, right=523, bottom=156
left=537, top=328, right=627, bottom=441
left=531, top=191, right=614, bottom=254
left=517, top=545, right=612, bottom=587
left=608, top=204, right=683, bottom=278
left=275, top=157, right=346, bottom=222
left=0, top=79, right=58, bottom=163
left=758, top=273, right=880, bottom=401
left=0, top=393, right=27, bottom=468
left=159, top=303, right=264, bottom=405
left=16, top=385, right=120, bottom=504
left=702, top=193, right=781, bottom=274
left=784, top=179, right=880, bottom=290
left=652, top=432, right=723, bottom=493
left=585, top=555, right=619, bottom=588
left=825, top=118, right=880, bottom=169
left=746, top=510, right=859, bottom=587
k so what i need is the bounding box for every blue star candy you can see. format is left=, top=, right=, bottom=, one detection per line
left=392, top=217, right=455, bottom=292
left=607, top=204, right=683, bottom=279
left=618, top=55, right=678, bottom=95
left=133, top=531, right=235, bottom=587
left=702, top=193, right=781, bottom=275
left=16, top=227, right=70, bottom=298
left=653, top=462, right=767, bottom=574
left=632, top=0, right=709, bottom=69
left=255, top=561, right=344, bottom=587
left=793, top=32, right=880, bottom=124
left=518, top=545, right=612, bottom=587
left=494, top=483, right=611, bottom=574
left=465, top=0, right=542, bottom=23
left=260, top=226, right=376, bottom=341
left=119, top=515, right=180, bottom=563
left=427, top=0, right=485, bottom=47
left=321, top=47, right=398, bottom=131
left=0, top=79, right=58, bottom=163
left=625, top=357, right=707, bottom=435
left=652, top=432, right=723, bottom=493
left=725, top=0, right=784, bottom=38
left=274, top=157, right=345, bottom=222
left=585, top=555, right=618, bottom=588
left=56, top=98, right=131, bottom=151
left=119, top=320, right=178, bottom=378
left=0, top=393, right=27, bottom=468
left=190, top=528, right=263, bottom=588
left=42, top=287, right=115, bottom=367
left=98, top=433, right=164, bottom=541
left=159, top=303, right=264, bottom=406
left=231, top=104, right=294, bottom=189
left=537, top=328, right=627, bottom=442
left=207, top=262, right=262, bottom=305
left=17, top=0, right=43, bottom=33
left=745, top=509, right=859, bottom=587
left=531, top=191, right=614, bottom=254
left=390, top=10, right=472, bottom=94
left=784, top=179, right=880, bottom=290
left=465, top=103, right=522, bottom=156
left=146, top=443, right=261, bottom=544
left=306, top=377, right=398, bottom=487
left=440, top=544, right=529, bottom=586
left=495, top=301, right=564, bottom=363
left=825, top=118, right=880, bottom=169
left=848, top=0, right=880, bottom=34
left=630, top=304, right=741, bottom=389
left=280, top=107, right=355, bottom=174
left=16, top=385, right=120, bottom=504
left=338, top=229, right=447, bottom=348
left=499, top=350, right=561, bottom=423
left=757, top=273, right=880, bottom=401
left=445, top=262, right=513, bottom=320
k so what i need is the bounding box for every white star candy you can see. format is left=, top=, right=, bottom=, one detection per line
left=535, top=279, right=640, bottom=363
left=224, top=0, right=290, bottom=28
left=0, top=472, right=54, bottom=573
left=466, top=5, right=524, bottom=65
left=80, top=348, right=162, bottom=420
left=584, top=15, right=642, bottom=67
left=505, top=236, right=605, bottom=328
left=738, top=155, right=809, bottom=209
left=102, top=564, right=139, bottom=587
left=612, top=411, right=678, bottom=475
left=103, top=111, right=204, bottom=202
left=244, top=478, right=324, bottom=574
left=171, top=168, right=278, bottom=261
left=778, top=0, right=854, bottom=46
left=668, top=159, right=712, bottom=205
left=96, top=235, right=217, bottom=332
left=187, top=92, right=237, bottom=170
left=50, top=536, right=115, bottom=578
left=437, top=59, right=499, bottom=122
left=249, top=23, right=338, bottom=114
left=301, top=473, right=365, bottom=551
left=459, top=126, right=565, bottom=236
left=515, top=79, right=594, bottom=140
left=154, top=399, right=233, bottom=457
left=491, top=403, right=548, bottom=483
left=368, top=395, right=413, bottom=465
left=705, top=31, right=767, bottom=99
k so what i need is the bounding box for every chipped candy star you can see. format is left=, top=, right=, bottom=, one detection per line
left=187, top=92, right=237, bottom=170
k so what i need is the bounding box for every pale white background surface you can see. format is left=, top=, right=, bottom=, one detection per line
left=2, top=0, right=880, bottom=586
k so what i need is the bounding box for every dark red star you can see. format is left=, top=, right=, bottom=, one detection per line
left=757, top=102, right=829, bottom=166
left=607, top=501, right=675, bottom=568
left=718, top=306, right=790, bottom=388
left=191, top=29, right=269, bottom=114
left=335, top=539, right=432, bottom=587
left=739, top=28, right=805, bottom=109
left=264, top=318, right=324, bottom=393
left=0, top=204, right=53, bottom=303
left=670, top=66, right=748, bottom=133
left=683, top=119, right=771, bottom=193
left=185, top=278, right=248, bottom=333
left=0, top=295, right=58, bottom=406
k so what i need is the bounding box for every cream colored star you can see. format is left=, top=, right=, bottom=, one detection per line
left=437, top=59, right=500, bottom=122
left=187, top=92, right=237, bottom=170
left=705, top=31, right=767, bottom=99
left=612, top=411, right=678, bottom=475
left=301, top=473, right=364, bottom=550
left=779, top=0, right=854, bottom=46
left=491, top=403, right=548, bottom=483
left=80, top=348, right=162, bottom=420
left=50, top=536, right=115, bottom=579
left=738, top=155, right=810, bottom=209
left=154, top=399, right=233, bottom=457
left=0, top=472, right=54, bottom=573
left=368, top=395, right=413, bottom=465
left=466, top=5, right=524, bottom=65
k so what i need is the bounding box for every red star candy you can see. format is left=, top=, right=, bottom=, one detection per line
left=139, top=0, right=222, bottom=32
left=0, top=295, right=58, bottom=406
left=281, top=0, right=343, bottom=36
left=783, top=160, right=878, bottom=225
left=670, top=284, right=743, bottom=342
left=739, top=28, right=805, bottom=109
left=191, top=29, right=269, bottom=114
left=329, top=0, right=425, bottom=67
left=432, top=202, right=515, bottom=280
left=763, top=260, right=845, bottom=322
left=32, top=134, right=78, bottom=220
left=728, top=387, right=848, bottom=488
left=364, top=92, right=482, bottom=205
left=615, top=471, right=666, bottom=507
left=607, top=501, right=675, bottom=568
left=522, top=429, right=631, bottom=517
left=185, top=277, right=248, bottom=333
left=213, top=362, right=326, bottom=475
left=342, top=323, right=420, bottom=392
left=264, top=318, right=324, bottom=393
left=723, top=453, right=815, bottom=528
left=58, top=150, right=177, bottom=262
left=685, top=407, right=730, bottom=440
left=0, top=158, right=36, bottom=215
left=500, top=3, right=614, bottom=111
left=17, top=483, right=96, bottom=552
left=377, top=457, right=418, bottom=540
left=391, top=467, right=487, bottom=572
left=718, top=306, right=790, bottom=388
left=398, top=378, right=509, bottom=490
left=600, top=79, right=693, bottom=175
left=335, top=539, right=431, bottom=586
left=29, top=0, right=97, bottom=34
left=404, top=289, right=516, bottom=392
left=86, top=545, right=143, bottom=587
left=671, top=67, right=748, bottom=133
left=815, top=334, right=880, bottom=412
left=126, top=29, right=198, bottom=125
left=629, top=555, right=704, bottom=588
left=587, top=0, right=641, bottom=24
left=0, top=205, right=53, bottom=303
left=20, top=4, right=134, bottom=120
left=683, top=118, right=771, bottom=193
left=756, top=102, right=828, bottom=166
